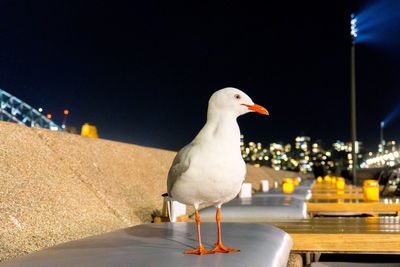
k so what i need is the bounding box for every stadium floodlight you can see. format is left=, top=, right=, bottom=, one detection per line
left=351, top=14, right=358, bottom=40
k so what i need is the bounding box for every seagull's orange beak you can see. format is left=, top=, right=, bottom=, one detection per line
left=242, top=104, right=269, bottom=115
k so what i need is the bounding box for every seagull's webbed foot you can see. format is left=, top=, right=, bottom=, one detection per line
left=185, top=245, right=215, bottom=255
left=211, top=242, right=240, bottom=253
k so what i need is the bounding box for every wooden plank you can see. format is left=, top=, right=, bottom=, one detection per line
left=267, top=217, right=400, bottom=253
left=289, top=233, right=400, bottom=253
left=311, top=184, right=363, bottom=193
left=268, top=217, right=400, bottom=233
left=311, top=192, right=363, bottom=199
left=307, top=200, right=400, bottom=213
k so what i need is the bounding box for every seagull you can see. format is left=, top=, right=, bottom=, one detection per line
left=167, top=87, right=269, bottom=255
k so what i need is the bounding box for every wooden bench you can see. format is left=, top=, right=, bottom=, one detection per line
left=306, top=198, right=400, bottom=217
left=310, top=192, right=363, bottom=199
left=267, top=217, right=400, bottom=254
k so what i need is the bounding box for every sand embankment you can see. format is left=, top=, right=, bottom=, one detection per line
left=0, top=121, right=306, bottom=261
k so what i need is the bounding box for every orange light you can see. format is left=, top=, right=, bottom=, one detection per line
left=46, top=114, right=52, bottom=119
left=336, top=178, right=345, bottom=190
left=324, top=176, right=331, bottom=183
left=363, top=180, right=379, bottom=201
left=64, top=110, right=69, bottom=115
left=283, top=178, right=294, bottom=193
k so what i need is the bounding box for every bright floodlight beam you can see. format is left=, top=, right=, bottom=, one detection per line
left=350, top=13, right=358, bottom=185
left=351, top=14, right=358, bottom=40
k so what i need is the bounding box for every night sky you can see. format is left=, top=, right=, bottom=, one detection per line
left=1, top=0, right=400, bottom=152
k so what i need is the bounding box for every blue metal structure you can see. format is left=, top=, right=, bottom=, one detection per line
left=0, top=89, right=63, bottom=131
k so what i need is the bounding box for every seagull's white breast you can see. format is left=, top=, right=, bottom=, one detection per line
left=168, top=115, right=246, bottom=206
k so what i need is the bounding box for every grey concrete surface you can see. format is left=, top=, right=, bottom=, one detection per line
left=254, top=187, right=312, bottom=200
left=198, top=196, right=307, bottom=219
left=2, top=222, right=293, bottom=267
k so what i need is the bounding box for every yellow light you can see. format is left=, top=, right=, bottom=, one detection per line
left=305, top=156, right=309, bottom=161
left=336, top=178, right=345, bottom=190
left=317, top=176, right=323, bottom=183
left=283, top=180, right=294, bottom=194
left=363, top=180, right=379, bottom=201
left=64, top=109, right=69, bottom=115
left=331, top=177, right=337, bottom=184
left=81, top=123, right=99, bottom=138
left=293, top=179, right=299, bottom=186
left=324, top=176, right=331, bottom=183
left=46, top=114, right=52, bottom=119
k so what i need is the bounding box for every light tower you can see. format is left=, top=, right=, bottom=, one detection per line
left=350, top=14, right=358, bottom=185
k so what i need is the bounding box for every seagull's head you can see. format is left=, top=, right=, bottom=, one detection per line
left=208, top=87, right=269, bottom=118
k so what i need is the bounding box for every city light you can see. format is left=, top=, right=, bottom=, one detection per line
left=46, top=114, right=52, bottom=119
left=64, top=109, right=69, bottom=115
left=241, top=132, right=399, bottom=173
left=38, top=107, right=43, bottom=113
left=241, top=135, right=339, bottom=173
left=363, top=141, right=399, bottom=168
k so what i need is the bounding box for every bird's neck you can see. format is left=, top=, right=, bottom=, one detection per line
left=195, top=109, right=241, bottom=147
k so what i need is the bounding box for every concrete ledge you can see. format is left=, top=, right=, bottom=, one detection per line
left=254, top=188, right=312, bottom=200
left=3, top=223, right=293, bottom=267
left=198, top=196, right=307, bottom=220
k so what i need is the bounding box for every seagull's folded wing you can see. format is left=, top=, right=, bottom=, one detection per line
left=167, top=142, right=195, bottom=196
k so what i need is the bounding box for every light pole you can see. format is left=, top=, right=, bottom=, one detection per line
left=350, top=14, right=358, bottom=185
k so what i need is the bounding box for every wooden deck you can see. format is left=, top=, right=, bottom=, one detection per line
left=268, top=217, right=400, bottom=253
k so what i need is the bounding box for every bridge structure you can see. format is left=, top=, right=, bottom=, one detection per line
left=0, top=88, right=63, bottom=131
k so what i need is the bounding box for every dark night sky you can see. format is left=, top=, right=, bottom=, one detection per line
left=1, top=0, right=400, bottom=152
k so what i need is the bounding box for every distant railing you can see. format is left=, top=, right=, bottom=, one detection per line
left=0, top=89, right=62, bottom=131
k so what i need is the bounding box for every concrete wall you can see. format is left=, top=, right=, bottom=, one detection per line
left=0, top=121, right=305, bottom=262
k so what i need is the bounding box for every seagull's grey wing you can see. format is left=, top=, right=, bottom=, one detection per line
left=167, top=142, right=195, bottom=197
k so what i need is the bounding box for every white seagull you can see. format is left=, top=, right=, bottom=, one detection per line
left=167, top=87, right=269, bottom=255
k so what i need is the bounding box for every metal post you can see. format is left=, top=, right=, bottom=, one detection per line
left=351, top=38, right=357, bottom=185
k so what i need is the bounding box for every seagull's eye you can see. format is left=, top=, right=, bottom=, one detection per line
left=234, top=94, right=241, bottom=100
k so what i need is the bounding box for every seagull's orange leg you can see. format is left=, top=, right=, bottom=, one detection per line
left=211, top=207, right=240, bottom=253
left=185, top=209, right=214, bottom=255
